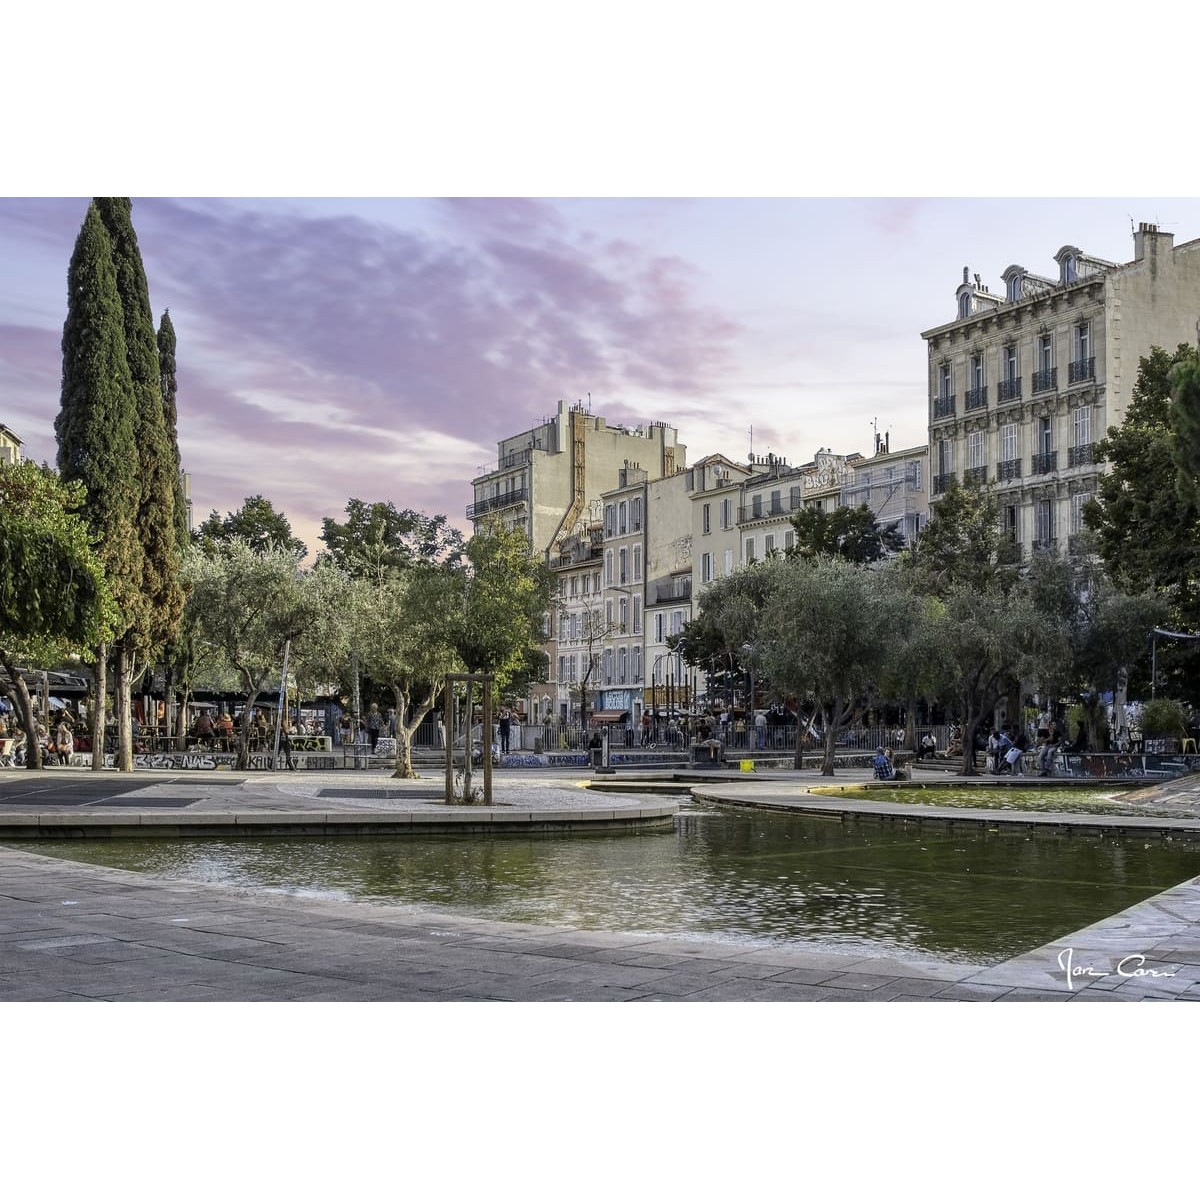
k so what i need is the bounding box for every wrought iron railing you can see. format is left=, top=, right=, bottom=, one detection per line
left=1031, top=451, right=1058, bottom=475
left=997, top=458, right=1022, bottom=482
left=1032, top=367, right=1058, bottom=394
left=1068, top=357, right=1095, bottom=384
left=963, top=466, right=988, bottom=487
left=998, top=377, right=1022, bottom=402
left=466, top=486, right=529, bottom=519
left=964, top=386, right=988, bottom=411
left=932, top=472, right=955, bottom=496
left=933, top=395, right=956, bottom=420
left=1068, top=443, right=1095, bottom=467
left=1032, top=537, right=1058, bottom=555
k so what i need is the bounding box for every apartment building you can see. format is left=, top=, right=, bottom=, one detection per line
left=467, top=399, right=686, bottom=555
left=0, top=423, right=22, bottom=466
left=922, top=223, right=1200, bottom=558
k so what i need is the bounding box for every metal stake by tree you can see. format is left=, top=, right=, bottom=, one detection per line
left=443, top=672, right=493, bottom=804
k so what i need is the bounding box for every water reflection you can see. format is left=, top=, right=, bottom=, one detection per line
left=16, top=807, right=1200, bottom=965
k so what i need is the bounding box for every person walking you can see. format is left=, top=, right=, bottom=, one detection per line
left=366, top=703, right=385, bottom=752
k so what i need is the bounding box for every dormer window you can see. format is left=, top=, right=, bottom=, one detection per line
left=1006, top=273, right=1023, bottom=302
left=958, top=292, right=971, bottom=319
left=1063, top=254, right=1077, bottom=284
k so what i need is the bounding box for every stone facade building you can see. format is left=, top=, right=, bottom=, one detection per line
left=922, top=223, right=1200, bottom=558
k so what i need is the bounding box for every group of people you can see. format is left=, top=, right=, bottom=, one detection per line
left=0, top=709, right=76, bottom=766
left=985, top=721, right=1070, bottom=777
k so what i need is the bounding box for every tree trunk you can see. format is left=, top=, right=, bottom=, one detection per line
left=0, top=653, right=43, bottom=770
left=820, top=702, right=837, bottom=776
left=114, top=643, right=134, bottom=772
left=91, top=643, right=108, bottom=771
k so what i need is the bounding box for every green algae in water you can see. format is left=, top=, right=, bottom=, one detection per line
left=812, top=784, right=1155, bottom=815
left=12, top=807, right=1200, bottom=966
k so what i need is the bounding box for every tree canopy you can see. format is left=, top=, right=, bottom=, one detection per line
left=197, top=495, right=308, bottom=560
left=788, top=502, right=905, bottom=564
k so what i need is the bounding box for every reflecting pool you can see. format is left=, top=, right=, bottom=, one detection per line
left=15, top=805, right=1200, bottom=965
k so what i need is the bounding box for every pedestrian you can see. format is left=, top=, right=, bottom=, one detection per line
left=279, top=722, right=296, bottom=770
left=498, top=706, right=512, bottom=755
left=366, top=703, right=385, bottom=751
left=755, top=709, right=767, bottom=750
left=641, top=710, right=652, bottom=747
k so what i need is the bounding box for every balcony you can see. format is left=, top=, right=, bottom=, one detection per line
left=932, top=472, right=956, bottom=496
left=963, top=466, right=988, bottom=487
left=1068, top=357, right=1095, bottom=384
left=998, top=377, right=1022, bottom=403
left=933, top=395, right=956, bottom=420
left=1032, top=538, right=1058, bottom=555
left=466, top=486, right=529, bottom=519
left=738, top=498, right=793, bottom=523
left=1068, top=443, right=1095, bottom=468
left=1031, top=451, right=1058, bottom=475
left=997, top=458, right=1022, bottom=483
left=1032, top=367, right=1058, bottom=394
left=964, top=386, right=988, bottom=411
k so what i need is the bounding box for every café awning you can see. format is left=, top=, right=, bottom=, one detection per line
left=590, top=710, right=629, bottom=724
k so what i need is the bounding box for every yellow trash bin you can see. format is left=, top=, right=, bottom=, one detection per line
left=740, top=758, right=756, bottom=773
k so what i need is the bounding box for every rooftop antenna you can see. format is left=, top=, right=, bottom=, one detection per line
left=748, top=424, right=754, bottom=459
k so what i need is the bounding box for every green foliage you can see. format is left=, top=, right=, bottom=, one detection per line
left=903, top=475, right=1019, bottom=596
left=449, top=518, right=555, bottom=684
left=758, top=555, right=923, bottom=772
left=157, top=309, right=190, bottom=549
left=788, top=502, right=905, bottom=563
left=319, top=499, right=464, bottom=584
left=1086, top=344, right=1200, bottom=700
left=0, top=461, right=112, bottom=652
left=197, top=495, right=308, bottom=560
left=1137, top=697, right=1188, bottom=739
left=55, top=201, right=142, bottom=625
left=94, top=198, right=183, bottom=655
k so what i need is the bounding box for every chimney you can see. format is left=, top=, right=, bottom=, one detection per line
left=1133, top=221, right=1175, bottom=263
left=962, top=266, right=970, bottom=285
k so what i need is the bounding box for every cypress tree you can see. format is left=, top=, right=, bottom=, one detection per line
left=56, top=201, right=142, bottom=769
left=158, top=308, right=190, bottom=548
left=93, top=199, right=184, bottom=770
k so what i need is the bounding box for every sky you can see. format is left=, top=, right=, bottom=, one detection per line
left=6, top=195, right=1200, bottom=557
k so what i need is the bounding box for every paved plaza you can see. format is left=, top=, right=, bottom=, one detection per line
left=2, top=764, right=1199, bottom=1001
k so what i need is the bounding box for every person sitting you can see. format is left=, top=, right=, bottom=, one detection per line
left=192, top=711, right=215, bottom=747
left=873, top=746, right=896, bottom=780
left=55, top=720, right=74, bottom=766
left=918, top=732, right=937, bottom=760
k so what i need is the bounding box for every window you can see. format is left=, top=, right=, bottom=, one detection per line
left=1006, top=274, right=1022, bottom=303
left=1070, top=492, right=1092, bottom=535
left=557, top=656, right=566, bottom=683
left=1004, top=345, right=1018, bottom=382
left=724, top=548, right=734, bottom=576
left=751, top=494, right=762, bottom=518
left=1035, top=499, right=1055, bottom=544
left=593, top=572, right=601, bottom=593
left=764, top=534, right=776, bottom=555
left=568, top=613, right=578, bottom=640
left=603, top=649, right=613, bottom=686
left=971, top=353, right=984, bottom=390
left=655, top=613, right=665, bottom=643
left=1002, top=503, right=1019, bottom=543
left=1063, top=255, right=1077, bottom=284
left=968, top=431, right=984, bottom=470
left=671, top=611, right=683, bottom=636
left=618, top=501, right=628, bottom=535
left=958, top=292, right=971, bottom=318
left=1076, top=321, right=1090, bottom=361
left=1039, top=334, right=1054, bottom=372
left=633, top=546, right=642, bottom=581
left=569, top=575, right=577, bottom=597
left=790, top=485, right=802, bottom=509
left=1073, top=405, right=1092, bottom=446
left=701, top=552, right=713, bottom=583
left=581, top=573, right=589, bottom=595
left=720, top=498, right=734, bottom=529
left=907, top=461, right=923, bottom=490
left=618, top=598, right=628, bottom=631
left=631, top=497, right=642, bottom=532
left=602, top=603, right=611, bottom=631
left=632, top=646, right=642, bottom=683
left=617, top=647, right=627, bottom=684
left=618, top=547, right=627, bottom=583
left=939, top=363, right=952, bottom=399
left=1039, top=417, right=1053, bottom=455
left=1001, top=423, right=1017, bottom=462
left=745, top=537, right=755, bottom=562
left=937, top=440, right=953, bottom=475
left=604, top=505, right=615, bottom=538
left=632, top=597, right=641, bottom=634
left=770, top=489, right=782, bottom=514
left=784, top=530, right=795, bottom=551
left=604, top=550, right=613, bottom=586
left=702, top=503, right=711, bottom=534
